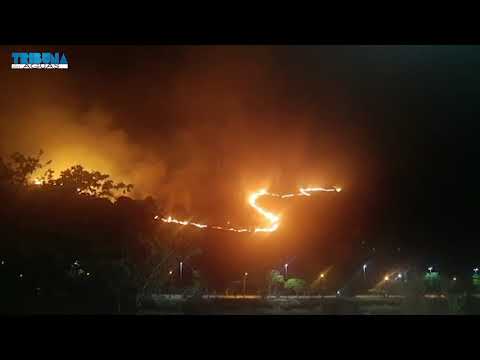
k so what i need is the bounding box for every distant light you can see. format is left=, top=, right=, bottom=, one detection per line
left=86, top=272, right=90, bottom=276
left=1, top=260, right=4, bottom=265
left=154, top=215, right=159, bottom=220
left=244, top=272, right=248, bottom=276
left=474, top=268, right=479, bottom=273
left=428, top=267, right=433, bottom=272
left=19, top=274, right=23, bottom=278
left=76, top=188, right=81, bottom=192
left=284, top=263, right=288, bottom=268
left=363, top=264, right=367, bottom=271
left=320, top=273, right=324, bottom=278
left=453, top=277, right=457, bottom=281
left=397, top=274, right=402, bottom=279
left=337, top=290, right=341, bottom=295
left=168, top=270, right=173, bottom=275
left=334, top=186, right=342, bottom=192
left=384, top=276, right=389, bottom=281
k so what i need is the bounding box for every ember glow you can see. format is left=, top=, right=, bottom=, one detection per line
left=154, top=185, right=341, bottom=234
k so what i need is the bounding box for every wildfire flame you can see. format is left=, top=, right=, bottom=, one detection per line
left=154, top=185, right=341, bottom=233
left=30, top=173, right=340, bottom=234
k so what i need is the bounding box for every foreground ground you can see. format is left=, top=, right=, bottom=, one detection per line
left=137, top=294, right=480, bottom=315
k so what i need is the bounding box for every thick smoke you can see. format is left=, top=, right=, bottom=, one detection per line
left=0, top=46, right=374, bottom=218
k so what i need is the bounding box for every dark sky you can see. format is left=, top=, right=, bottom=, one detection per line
left=1, top=45, right=479, bottom=279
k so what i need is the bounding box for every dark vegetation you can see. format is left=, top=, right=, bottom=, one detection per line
left=0, top=151, right=203, bottom=314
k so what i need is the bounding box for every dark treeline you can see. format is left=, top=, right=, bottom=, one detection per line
left=0, top=151, right=203, bottom=314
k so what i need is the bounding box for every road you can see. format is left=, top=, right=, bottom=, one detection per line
left=152, top=293, right=460, bottom=301
left=153, top=294, right=404, bottom=300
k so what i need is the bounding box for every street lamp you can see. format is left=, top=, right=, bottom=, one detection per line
left=243, top=272, right=248, bottom=297
left=179, top=261, right=183, bottom=280
left=363, top=264, right=367, bottom=281
left=428, top=266, right=433, bottom=273
left=320, top=273, right=325, bottom=298
left=284, top=263, right=288, bottom=278
left=169, top=270, right=173, bottom=276
left=453, top=277, right=457, bottom=281
left=383, top=276, right=390, bottom=298
left=474, top=268, right=479, bottom=274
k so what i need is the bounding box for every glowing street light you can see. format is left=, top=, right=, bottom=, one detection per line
left=284, top=263, right=289, bottom=278
left=243, top=272, right=248, bottom=296
left=384, top=276, right=389, bottom=281
left=474, top=268, right=479, bottom=274
left=428, top=266, right=433, bottom=273
left=397, top=273, right=402, bottom=280
left=179, top=261, right=183, bottom=280
left=453, top=277, right=457, bottom=281
left=169, top=270, right=173, bottom=276
left=363, top=264, right=367, bottom=281
left=319, top=273, right=326, bottom=298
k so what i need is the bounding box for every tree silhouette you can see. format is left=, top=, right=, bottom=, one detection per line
left=0, top=150, right=50, bottom=186
left=48, top=165, right=133, bottom=200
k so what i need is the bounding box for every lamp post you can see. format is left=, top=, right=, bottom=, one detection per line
left=168, top=270, right=173, bottom=297
left=384, top=275, right=389, bottom=298
left=363, top=264, right=367, bottom=281
left=179, top=261, right=183, bottom=281
left=320, top=273, right=325, bottom=299
left=284, top=263, right=288, bottom=279
left=243, top=272, right=248, bottom=297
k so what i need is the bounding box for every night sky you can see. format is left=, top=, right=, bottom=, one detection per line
left=1, top=46, right=479, bottom=284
